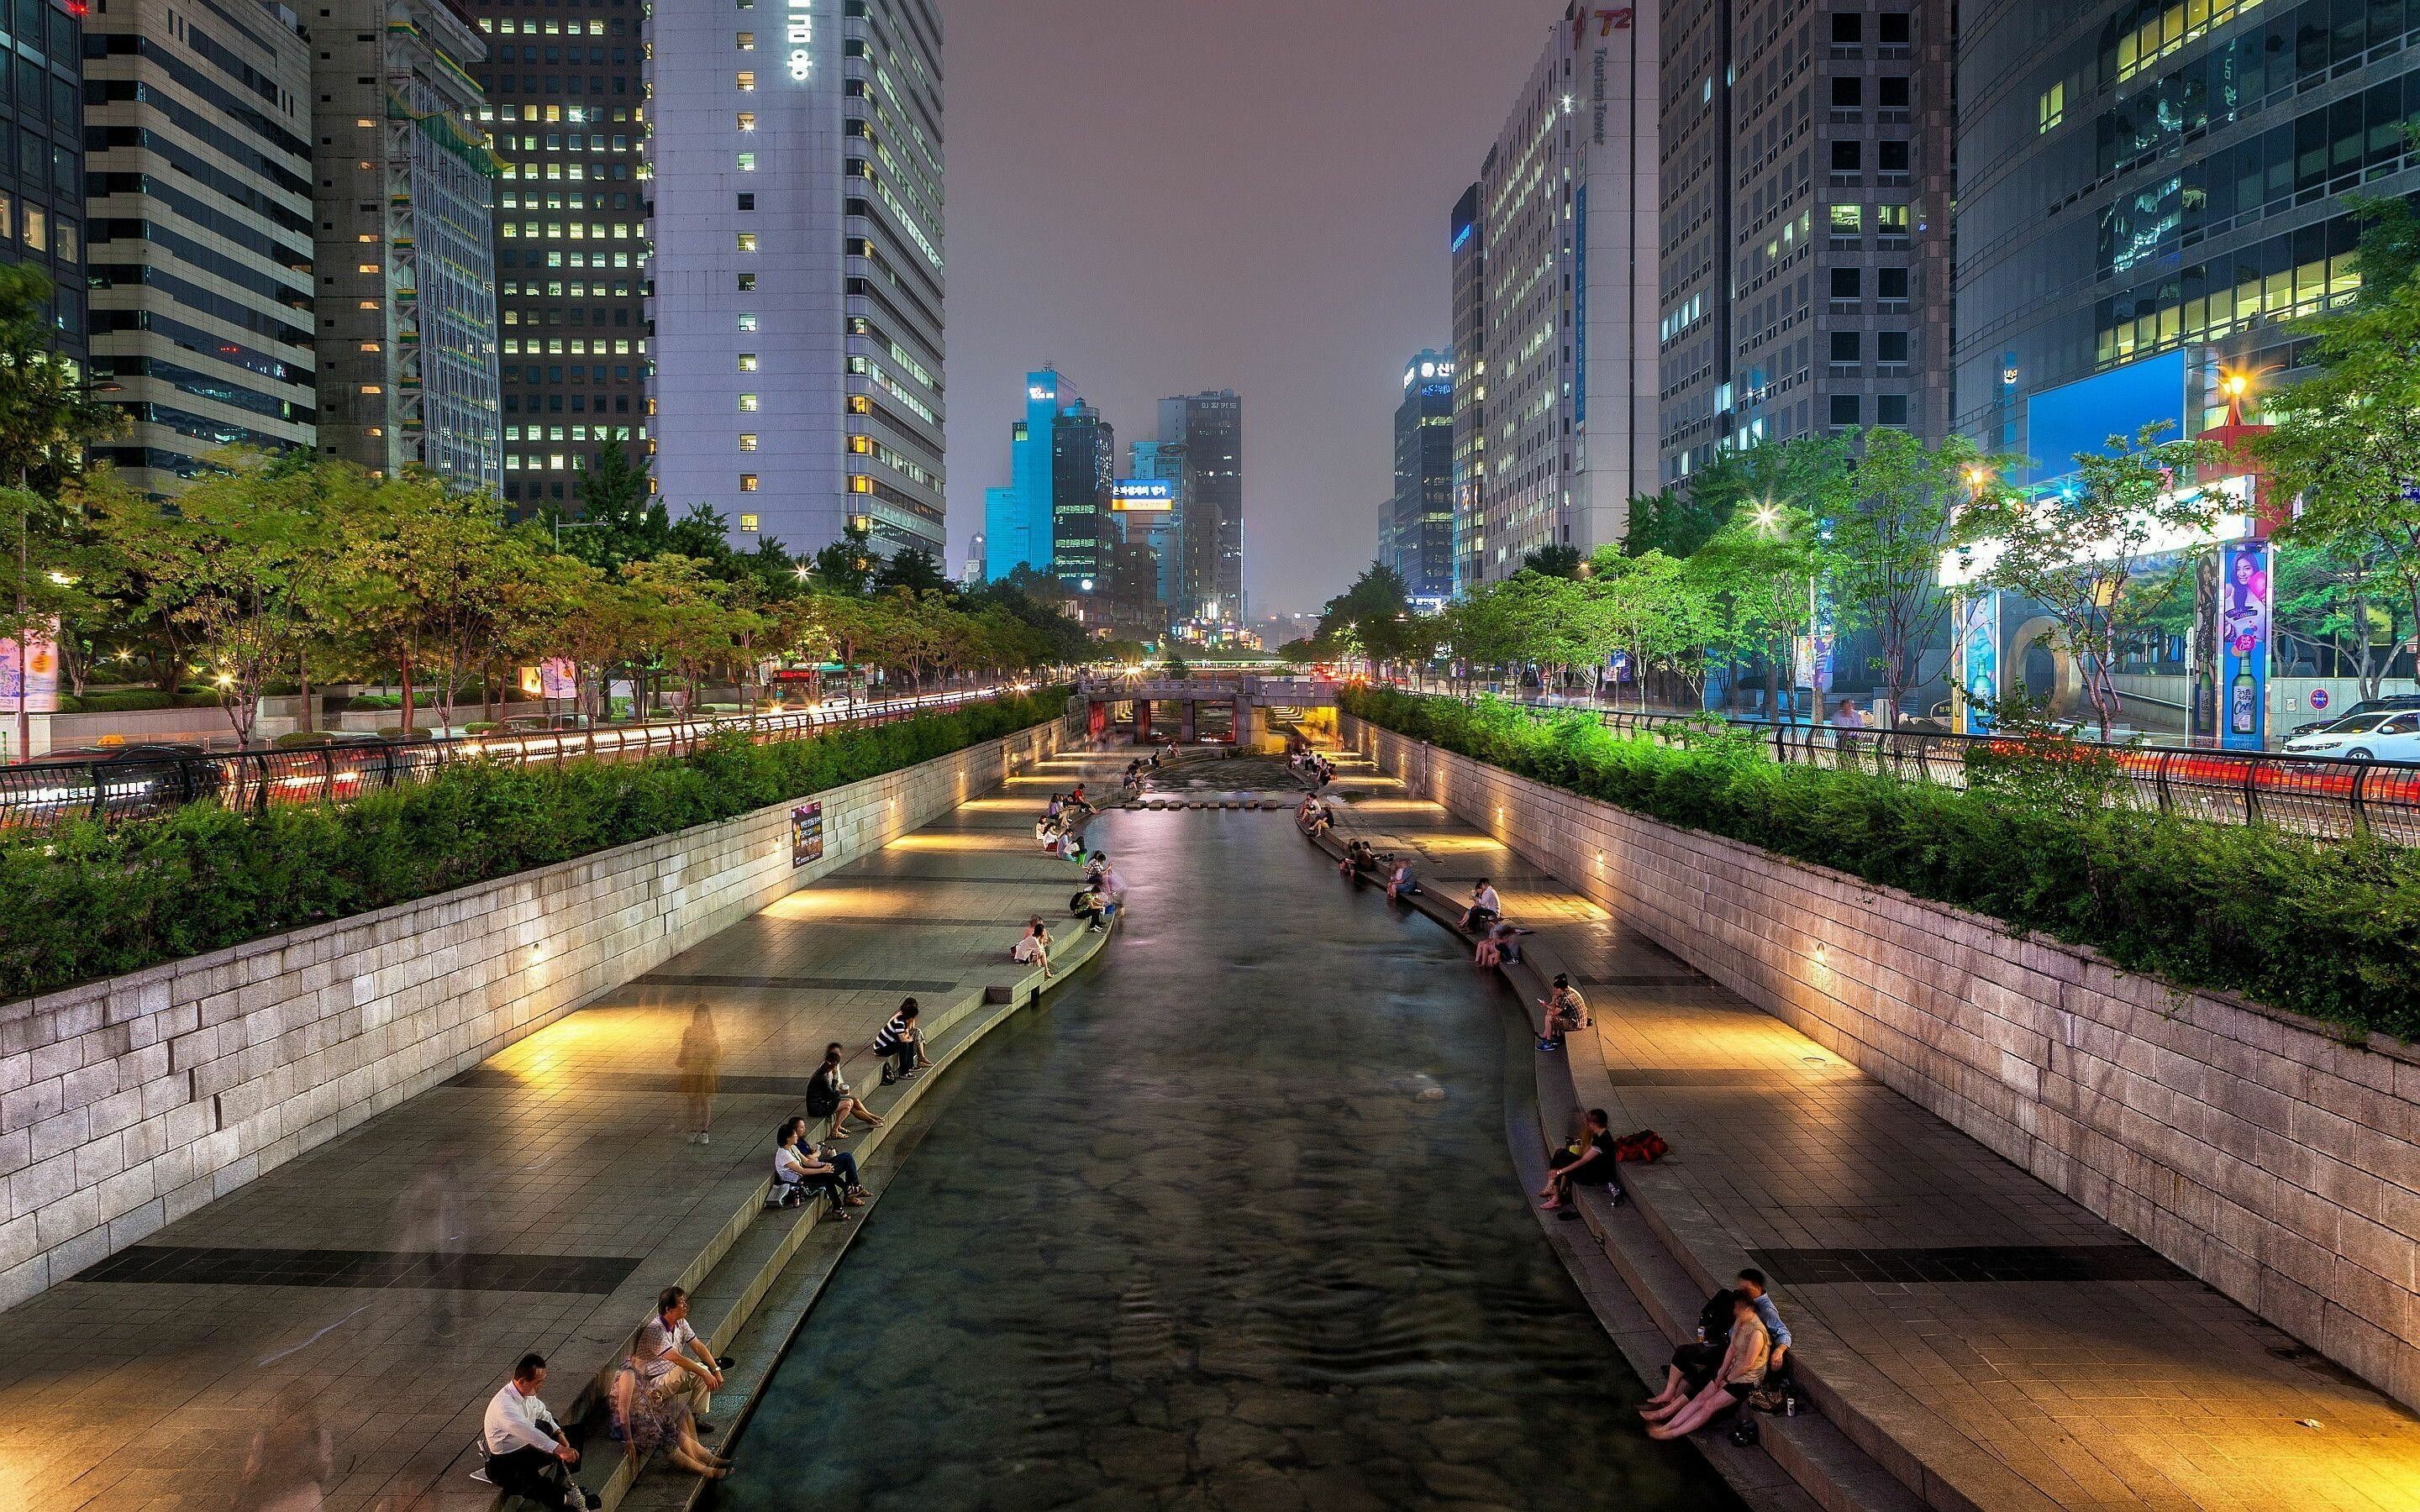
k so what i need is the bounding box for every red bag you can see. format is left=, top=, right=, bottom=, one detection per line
left=1612, top=1130, right=1668, bottom=1163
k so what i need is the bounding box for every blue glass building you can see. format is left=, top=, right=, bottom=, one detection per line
left=981, top=366, right=1079, bottom=579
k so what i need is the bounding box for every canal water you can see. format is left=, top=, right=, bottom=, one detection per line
left=709, top=803, right=1741, bottom=1511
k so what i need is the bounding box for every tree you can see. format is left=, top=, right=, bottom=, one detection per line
left=1521, top=544, right=1583, bottom=579
left=1624, top=486, right=1733, bottom=560
left=813, top=519, right=878, bottom=596
left=0, top=487, right=90, bottom=757
left=1828, top=428, right=2003, bottom=725
left=875, top=546, right=951, bottom=596
left=0, top=265, right=121, bottom=494
left=1316, top=561, right=1422, bottom=675
left=554, top=437, right=668, bottom=570
left=1686, top=503, right=1822, bottom=719
left=1965, top=424, right=2220, bottom=739
left=340, top=476, right=547, bottom=732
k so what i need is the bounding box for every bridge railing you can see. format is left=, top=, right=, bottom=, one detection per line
left=1502, top=702, right=2420, bottom=846
left=0, top=686, right=1012, bottom=837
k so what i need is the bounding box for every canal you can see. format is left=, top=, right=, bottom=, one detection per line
left=709, top=800, right=1742, bottom=1510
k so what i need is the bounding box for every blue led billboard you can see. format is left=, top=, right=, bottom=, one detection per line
left=2022, top=349, right=2187, bottom=486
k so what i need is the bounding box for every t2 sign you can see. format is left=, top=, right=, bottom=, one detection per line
left=1571, top=7, right=1633, bottom=42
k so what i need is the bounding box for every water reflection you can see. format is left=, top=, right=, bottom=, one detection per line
left=712, top=808, right=1740, bottom=1511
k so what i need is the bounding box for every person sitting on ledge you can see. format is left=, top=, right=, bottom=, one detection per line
left=771, top=1117, right=855, bottom=1219
left=634, top=1286, right=724, bottom=1433
left=1339, top=838, right=1376, bottom=877
left=1537, top=974, right=1589, bottom=1052
left=1538, top=1106, right=1623, bottom=1211
left=1071, top=883, right=1112, bottom=932
left=1013, top=917, right=1055, bottom=978
left=1460, top=879, right=1502, bottom=933
left=1641, top=1271, right=1791, bottom=1418
left=871, top=999, right=928, bottom=1085
left=1646, top=1290, right=1769, bottom=1439
left=808, top=1042, right=880, bottom=1141
left=482, top=1353, right=600, bottom=1511
left=1386, top=857, right=1419, bottom=901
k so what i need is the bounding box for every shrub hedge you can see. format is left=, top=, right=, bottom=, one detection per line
left=1343, top=688, right=2420, bottom=1038
left=0, top=690, right=1071, bottom=1003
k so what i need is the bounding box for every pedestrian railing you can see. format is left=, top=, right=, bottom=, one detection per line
left=0, top=687, right=1015, bottom=836
left=1506, top=703, right=2420, bottom=847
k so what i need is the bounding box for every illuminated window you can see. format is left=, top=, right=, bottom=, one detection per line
left=2038, top=82, right=2064, bottom=134
left=356, top=262, right=380, bottom=274
left=1828, top=204, right=1862, bottom=233
left=737, top=353, right=758, bottom=372
left=849, top=475, right=872, bottom=494
left=358, top=341, right=381, bottom=353
left=736, top=30, right=755, bottom=47
left=736, top=71, right=756, bottom=90
left=847, top=395, right=871, bottom=414
left=849, top=435, right=872, bottom=454
left=739, top=433, right=759, bottom=450
left=736, top=273, right=756, bottom=291
left=735, top=233, right=757, bottom=252
left=738, top=393, right=760, bottom=412
left=1877, top=204, right=1909, bottom=233
left=360, top=384, right=383, bottom=395
left=736, top=152, right=756, bottom=171
left=739, top=474, right=760, bottom=492
left=739, top=513, right=760, bottom=532
left=736, top=112, right=756, bottom=130
left=737, top=313, right=758, bottom=331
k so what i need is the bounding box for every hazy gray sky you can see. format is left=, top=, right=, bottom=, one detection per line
left=943, top=0, right=1553, bottom=617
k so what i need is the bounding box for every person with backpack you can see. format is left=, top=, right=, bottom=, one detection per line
left=1646, top=1290, right=1770, bottom=1440
left=1538, top=1107, right=1623, bottom=1210
left=1640, top=1269, right=1793, bottom=1419
left=807, top=1042, right=880, bottom=1140
left=871, top=1000, right=928, bottom=1085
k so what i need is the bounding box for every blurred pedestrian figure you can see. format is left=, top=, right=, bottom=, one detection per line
left=392, top=1142, right=467, bottom=1336
left=237, top=1381, right=334, bottom=1511
left=677, top=1004, right=721, bottom=1145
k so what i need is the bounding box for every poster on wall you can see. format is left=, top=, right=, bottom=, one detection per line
left=1607, top=648, right=1634, bottom=684
left=791, top=801, right=825, bottom=869
left=0, top=622, right=61, bottom=713
left=2217, top=538, right=2272, bottom=752
left=2189, top=551, right=2222, bottom=745
left=1954, top=592, right=1998, bottom=734
left=539, top=657, right=577, bottom=700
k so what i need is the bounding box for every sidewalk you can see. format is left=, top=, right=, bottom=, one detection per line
left=0, top=749, right=1126, bottom=1512
left=1318, top=754, right=2420, bottom=1512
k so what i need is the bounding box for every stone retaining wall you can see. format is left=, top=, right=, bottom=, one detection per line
left=1346, top=716, right=2420, bottom=1410
left=0, top=715, right=1077, bottom=1307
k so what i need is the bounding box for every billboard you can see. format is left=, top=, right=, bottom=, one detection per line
left=0, top=623, right=61, bottom=713
left=2217, top=538, right=2272, bottom=751
left=1111, top=479, right=1176, bottom=512
left=2023, top=349, right=2186, bottom=486
left=1954, top=591, right=1999, bottom=734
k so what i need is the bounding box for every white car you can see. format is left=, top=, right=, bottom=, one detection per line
left=2282, top=711, right=2420, bottom=761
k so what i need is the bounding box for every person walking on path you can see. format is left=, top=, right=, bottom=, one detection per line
left=676, top=1004, right=721, bottom=1146
left=482, top=1354, right=600, bottom=1510
left=808, top=1042, right=881, bottom=1140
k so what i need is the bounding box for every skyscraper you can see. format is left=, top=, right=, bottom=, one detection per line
left=1393, top=347, right=1455, bottom=599
left=981, top=365, right=1076, bottom=580
left=1461, top=1, right=1658, bottom=585
left=470, top=0, right=649, bottom=511
left=1955, top=0, right=2414, bottom=460
left=314, top=0, right=502, bottom=486
left=1657, top=0, right=1954, bottom=483
left=1126, top=436, right=1186, bottom=608
left=2, top=0, right=87, bottom=370
left=1157, top=389, right=1242, bottom=623
left=84, top=0, right=316, bottom=492
left=1049, top=399, right=1111, bottom=591
left=650, top=0, right=946, bottom=561
left=1448, top=181, right=1485, bottom=596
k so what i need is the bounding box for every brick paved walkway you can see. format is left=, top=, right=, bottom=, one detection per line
left=1321, top=756, right=2420, bottom=1512
left=0, top=749, right=1127, bottom=1512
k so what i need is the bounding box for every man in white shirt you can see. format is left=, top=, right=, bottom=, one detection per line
left=636, top=1287, right=725, bottom=1431
left=482, top=1353, right=597, bottom=1509
left=1461, top=879, right=1502, bottom=933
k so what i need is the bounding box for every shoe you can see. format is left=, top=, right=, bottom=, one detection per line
left=696, top=1421, right=717, bottom=1436
left=717, top=1355, right=736, bottom=1368
left=697, top=1134, right=709, bottom=1146
left=580, top=1492, right=602, bottom=1510
left=1089, top=923, right=1105, bottom=933
left=880, top=1068, right=896, bottom=1085
left=1534, top=1039, right=1558, bottom=1052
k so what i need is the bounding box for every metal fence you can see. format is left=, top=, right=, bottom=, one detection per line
left=0, top=687, right=1018, bottom=836
left=1507, top=703, right=2420, bottom=847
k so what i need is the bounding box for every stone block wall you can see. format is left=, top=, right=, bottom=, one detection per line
left=0, top=716, right=1076, bottom=1306
left=1347, top=717, right=2420, bottom=1411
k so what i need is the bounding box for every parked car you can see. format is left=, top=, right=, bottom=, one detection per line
left=2289, top=693, right=2420, bottom=737
left=2281, top=710, right=2420, bottom=761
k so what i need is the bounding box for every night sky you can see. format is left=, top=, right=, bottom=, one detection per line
left=943, top=0, right=1554, bottom=617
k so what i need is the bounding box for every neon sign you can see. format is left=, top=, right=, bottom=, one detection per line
left=786, top=0, right=813, bottom=81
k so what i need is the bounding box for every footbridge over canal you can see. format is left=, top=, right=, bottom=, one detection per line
left=1077, top=675, right=1342, bottom=749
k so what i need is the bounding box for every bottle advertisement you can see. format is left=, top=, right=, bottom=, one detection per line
left=1953, top=592, right=1998, bottom=735
left=2217, top=539, right=2271, bottom=752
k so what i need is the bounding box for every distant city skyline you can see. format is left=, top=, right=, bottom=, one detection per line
left=942, top=0, right=1551, bottom=615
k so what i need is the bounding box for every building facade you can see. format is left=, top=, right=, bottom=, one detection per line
left=3, top=0, right=87, bottom=368
left=1157, top=388, right=1242, bottom=624
left=1657, top=0, right=1955, bottom=486
left=649, top=0, right=945, bottom=559
left=314, top=0, right=501, bottom=486
left=1126, top=435, right=1186, bottom=608
left=1048, top=398, right=1110, bottom=591
left=1463, top=1, right=1660, bottom=585
left=1448, top=181, right=1485, bottom=596
left=469, top=0, right=647, bottom=509
left=84, top=0, right=317, bottom=491
left=980, top=365, right=1075, bottom=579
left=1392, top=347, right=1455, bottom=599
left=1955, top=0, right=2420, bottom=462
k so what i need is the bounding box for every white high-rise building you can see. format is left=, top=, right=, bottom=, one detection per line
left=648, top=0, right=944, bottom=559
left=1460, top=1, right=1658, bottom=585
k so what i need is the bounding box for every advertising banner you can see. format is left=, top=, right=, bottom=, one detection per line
left=1607, top=648, right=1634, bottom=685
left=1954, top=592, right=1998, bottom=734
left=2190, top=551, right=2221, bottom=745
left=1111, top=479, right=1176, bottom=512
left=0, top=622, right=61, bottom=713
left=2217, top=538, right=2272, bottom=752
left=791, top=801, right=824, bottom=868
left=539, top=657, right=577, bottom=700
